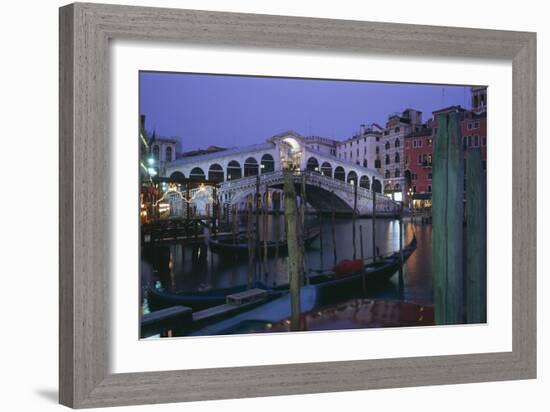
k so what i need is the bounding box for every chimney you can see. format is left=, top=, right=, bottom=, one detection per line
left=140, top=114, right=146, bottom=132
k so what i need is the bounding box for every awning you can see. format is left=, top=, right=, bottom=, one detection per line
left=412, top=193, right=432, bottom=200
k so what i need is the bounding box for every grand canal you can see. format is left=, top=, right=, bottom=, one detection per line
left=141, top=218, right=433, bottom=314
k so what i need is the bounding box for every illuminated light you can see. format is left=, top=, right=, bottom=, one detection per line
left=147, top=157, right=155, bottom=166
left=148, top=168, right=157, bottom=176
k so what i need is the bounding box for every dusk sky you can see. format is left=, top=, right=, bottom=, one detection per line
left=139, top=71, right=472, bottom=152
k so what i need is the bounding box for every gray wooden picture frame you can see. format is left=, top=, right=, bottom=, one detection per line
left=59, top=2, right=536, bottom=409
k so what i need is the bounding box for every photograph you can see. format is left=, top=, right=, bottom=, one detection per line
left=138, top=71, right=488, bottom=338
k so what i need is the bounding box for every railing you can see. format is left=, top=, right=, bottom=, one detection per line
left=219, top=170, right=400, bottom=210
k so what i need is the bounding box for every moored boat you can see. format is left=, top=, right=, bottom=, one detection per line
left=147, top=235, right=416, bottom=313
left=208, top=227, right=320, bottom=258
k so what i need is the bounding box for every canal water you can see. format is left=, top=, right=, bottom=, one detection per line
left=141, top=218, right=433, bottom=312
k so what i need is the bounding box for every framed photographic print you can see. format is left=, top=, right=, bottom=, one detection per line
left=59, top=2, right=536, bottom=408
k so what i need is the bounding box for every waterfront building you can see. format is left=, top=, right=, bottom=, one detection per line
left=403, top=87, right=487, bottom=208
left=380, top=108, right=424, bottom=201
left=150, top=137, right=178, bottom=176
left=335, top=123, right=383, bottom=171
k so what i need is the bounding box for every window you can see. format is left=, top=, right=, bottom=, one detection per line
left=428, top=139, right=433, bottom=146
left=395, top=152, right=400, bottom=163
left=385, top=169, right=390, bottom=178
left=482, top=136, right=487, bottom=146
left=413, top=185, right=417, bottom=192
left=474, top=135, right=479, bottom=147
left=467, top=135, right=472, bottom=147
left=418, top=140, right=423, bottom=148
left=395, top=169, right=401, bottom=177
left=385, top=154, right=390, bottom=165
left=364, top=147, right=367, bottom=155
left=428, top=185, right=432, bottom=193
left=413, top=140, right=417, bottom=148
left=363, top=159, right=368, bottom=168
left=418, top=154, right=422, bottom=165
left=395, top=127, right=400, bottom=133
left=385, top=141, right=390, bottom=150
left=428, top=172, right=432, bottom=180
left=376, top=146, right=379, bottom=154
left=405, top=155, right=409, bottom=165
left=427, top=153, right=432, bottom=166
left=356, top=149, right=359, bottom=157
left=165, top=146, right=172, bottom=162
left=395, top=139, right=400, bottom=148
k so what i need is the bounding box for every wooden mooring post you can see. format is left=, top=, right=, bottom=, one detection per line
left=318, top=211, right=324, bottom=272
left=283, top=171, right=302, bottom=331
left=255, top=176, right=261, bottom=280
left=275, top=194, right=280, bottom=264
left=231, top=205, right=237, bottom=245
left=330, top=191, right=337, bottom=266
left=466, top=147, right=487, bottom=323
left=247, top=201, right=255, bottom=289
left=432, top=111, right=464, bottom=325
left=398, top=202, right=404, bottom=299
left=212, top=187, right=218, bottom=238
left=300, top=172, right=308, bottom=285
left=360, top=225, right=366, bottom=295
left=263, top=183, right=269, bottom=279
left=352, top=179, right=358, bottom=260
left=372, top=189, right=377, bottom=263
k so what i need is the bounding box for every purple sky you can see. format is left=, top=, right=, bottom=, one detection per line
left=139, top=71, right=472, bottom=152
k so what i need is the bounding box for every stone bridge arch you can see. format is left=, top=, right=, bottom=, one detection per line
left=227, top=180, right=354, bottom=213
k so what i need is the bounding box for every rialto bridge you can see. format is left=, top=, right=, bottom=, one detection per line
left=164, top=131, right=398, bottom=215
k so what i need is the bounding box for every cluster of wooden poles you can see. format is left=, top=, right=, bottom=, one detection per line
left=280, top=171, right=405, bottom=331
left=432, top=111, right=487, bottom=325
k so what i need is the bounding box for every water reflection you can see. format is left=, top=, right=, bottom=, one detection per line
left=141, top=218, right=433, bottom=307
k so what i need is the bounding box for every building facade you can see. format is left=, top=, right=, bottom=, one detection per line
left=403, top=87, right=487, bottom=208
left=379, top=109, right=423, bottom=201
left=335, top=123, right=383, bottom=171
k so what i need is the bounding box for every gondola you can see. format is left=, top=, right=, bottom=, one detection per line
left=147, top=281, right=275, bottom=311
left=307, top=235, right=417, bottom=305
left=207, top=227, right=320, bottom=258
left=147, top=235, right=416, bottom=312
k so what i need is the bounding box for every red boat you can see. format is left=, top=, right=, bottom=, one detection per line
left=333, top=259, right=363, bottom=277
